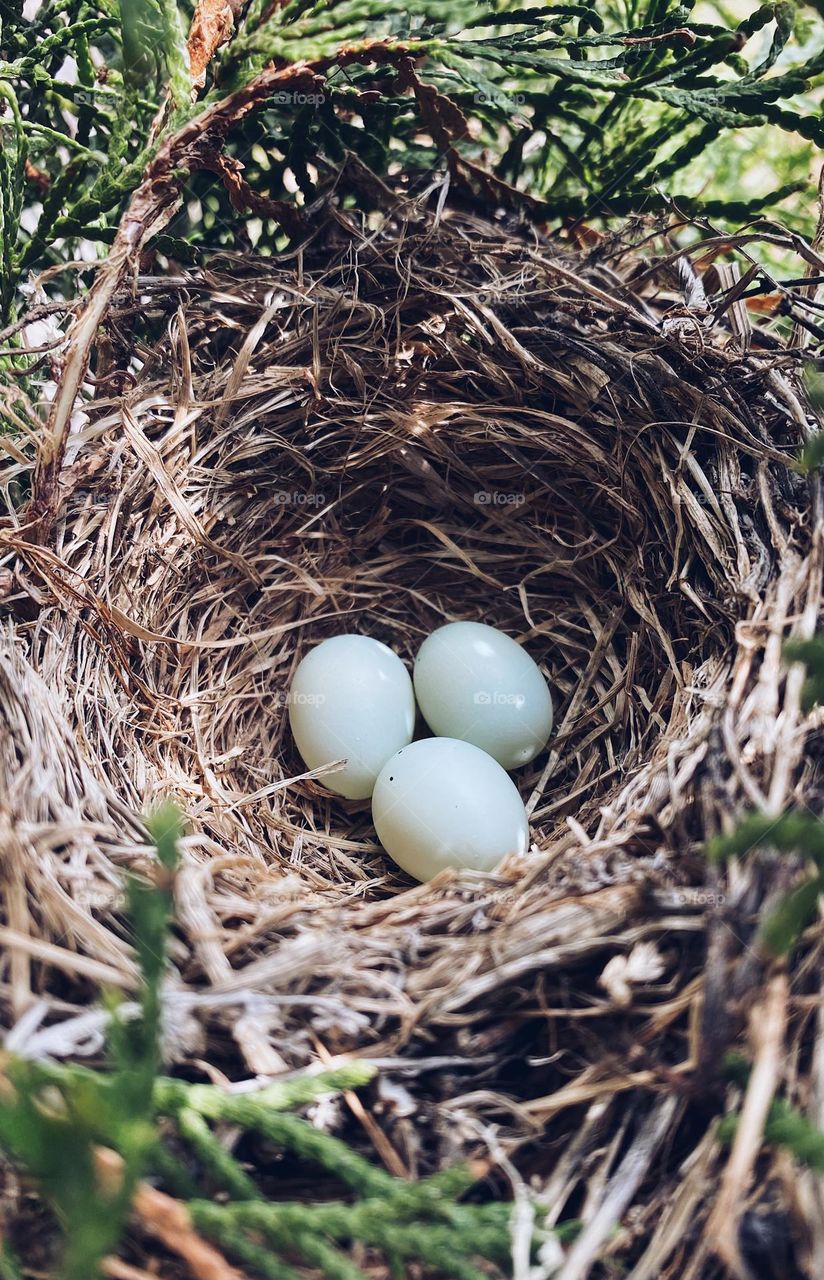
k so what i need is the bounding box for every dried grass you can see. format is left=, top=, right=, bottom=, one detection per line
left=2, top=192, right=824, bottom=1277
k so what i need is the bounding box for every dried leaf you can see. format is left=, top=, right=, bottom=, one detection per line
left=187, top=0, right=241, bottom=91
left=599, top=944, right=666, bottom=1007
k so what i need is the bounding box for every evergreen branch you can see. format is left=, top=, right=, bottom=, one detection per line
left=191, top=1197, right=512, bottom=1280
left=0, top=17, right=116, bottom=76
left=0, top=81, right=25, bottom=321
left=760, top=874, right=823, bottom=956
left=174, top=1107, right=262, bottom=1200
left=762, top=1096, right=824, bottom=1169
left=155, top=1062, right=377, bottom=1119
left=708, top=810, right=824, bottom=864
left=189, top=1211, right=304, bottom=1280
left=785, top=633, right=824, bottom=710
left=4, top=0, right=824, bottom=311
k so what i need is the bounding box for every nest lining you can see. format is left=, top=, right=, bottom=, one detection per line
left=2, top=197, right=823, bottom=1275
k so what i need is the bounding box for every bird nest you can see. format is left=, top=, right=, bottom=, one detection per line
left=2, top=195, right=824, bottom=1277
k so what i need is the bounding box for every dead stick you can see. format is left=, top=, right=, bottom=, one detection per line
left=312, top=1035, right=409, bottom=1179
left=555, top=1094, right=680, bottom=1280
left=705, top=968, right=789, bottom=1280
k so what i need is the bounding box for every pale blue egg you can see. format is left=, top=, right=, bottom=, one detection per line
left=289, top=635, right=415, bottom=800
left=413, top=621, right=553, bottom=769
left=372, top=737, right=529, bottom=881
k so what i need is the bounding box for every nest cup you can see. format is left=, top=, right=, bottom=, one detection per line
left=1, top=199, right=818, bottom=1085
left=91, top=225, right=736, bottom=865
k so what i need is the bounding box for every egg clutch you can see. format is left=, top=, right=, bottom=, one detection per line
left=288, top=622, right=553, bottom=883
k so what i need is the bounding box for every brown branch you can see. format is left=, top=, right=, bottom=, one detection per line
left=201, top=153, right=307, bottom=236
left=95, top=1148, right=243, bottom=1280
left=395, top=56, right=551, bottom=218
left=396, top=55, right=470, bottom=152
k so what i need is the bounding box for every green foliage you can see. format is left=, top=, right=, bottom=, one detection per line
left=785, top=635, right=824, bottom=708
left=120, top=0, right=188, bottom=100
left=710, top=806, right=824, bottom=954
left=0, top=802, right=563, bottom=1279
left=3, top=0, right=824, bottom=321
left=0, top=803, right=180, bottom=1280
left=719, top=1054, right=824, bottom=1170
left=0, top=82, right=25, bottom=324
left=795, top=432, right=824, bottom=476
